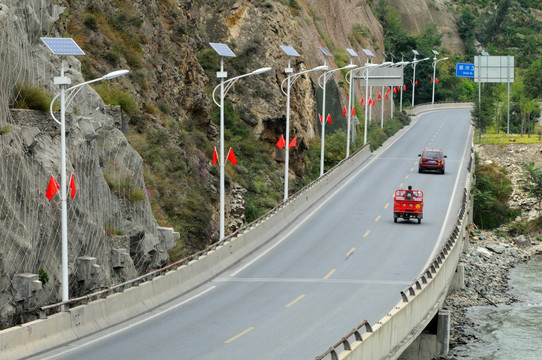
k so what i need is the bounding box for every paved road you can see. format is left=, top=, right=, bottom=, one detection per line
left=30, top=108, right=473, bottom=360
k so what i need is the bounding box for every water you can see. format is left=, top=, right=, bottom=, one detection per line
left=452, top=255, right=542, bottom=359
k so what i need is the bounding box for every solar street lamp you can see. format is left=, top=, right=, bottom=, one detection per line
left=431, top=50, right=448, bottom=104
left=280, top=45, right=327, bottom=201
left=317, top=48, right=356, bottom=177
left=410, top=50, right=430, bottom=107
left=42, top=37, right=128, bottom=310
left=210, top=43, right=271, bottom=240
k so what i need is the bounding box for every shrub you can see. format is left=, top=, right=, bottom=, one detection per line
left=0, top=126, right=11, bottom=135
left=11, top=84, right=52, bottom=112
left=92, top=83, right=138, bottom=116
left=38, top=268, right=49, bottom=284
left=473, top=155, right=518, bottom=229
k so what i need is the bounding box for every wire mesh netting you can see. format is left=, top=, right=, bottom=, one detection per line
left=0, top=1, right=174, bottom=328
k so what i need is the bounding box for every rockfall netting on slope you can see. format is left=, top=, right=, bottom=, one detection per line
left=0, top=1, right=174, bottom=328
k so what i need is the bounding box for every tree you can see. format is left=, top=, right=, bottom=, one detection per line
left=522, top=162, right=542, bottom=217
left=471, top=83, right=496, bottom=141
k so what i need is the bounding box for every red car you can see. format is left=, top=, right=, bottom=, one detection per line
left=418, top=149, right=446, bottom=174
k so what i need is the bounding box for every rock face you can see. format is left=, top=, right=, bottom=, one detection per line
left=0, top=1, right=177, bottom=328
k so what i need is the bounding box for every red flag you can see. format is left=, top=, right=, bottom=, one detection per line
left=45, top=175, right=59, bottom=201
left=289, top=136, right=297, bottom=148
left=373, top=100, right=376, bottom=107
left=436, top=78, right=439, bottom=83
left=430, top=78, right=433, bottom=83
left=415, top=80, right=418, bottom=86
left=351, top=107, right=356, bottom=116
left=360, top=97, right=365, bottom=106
left=69, top=173, right=76, bottom=199
left=385, top=92, right=389, bottom=100
left=403, top=85, right=407, bottom=91
left=387, top=87, right=391, bottom=93
left=342, top=106, right=347, bottom=117
left=227, top=148, right=237, bottom=166
left=276, top=135, right=286, bottom=149
left=393, top=87, right=397, bottom=94
left=368, top=98, right=373, bottom=105
left=212, top=146, right=218, bottom=165
left=378, top=93, right=382, bottom=99
left=326, top=114, right=332, bottom=124
left=319, top=113, right=323, bottom=123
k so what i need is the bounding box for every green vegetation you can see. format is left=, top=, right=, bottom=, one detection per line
left=92, top=83, right=138, bottom=116
left=522, top=162, right=542, bottom=217
left=473, top=154, right=519, bottom=229
left=0, top=126, right=11, bottom=135
left=38, top=268, right=49, bottom=284
left=10, top=84, right=52, bottom=112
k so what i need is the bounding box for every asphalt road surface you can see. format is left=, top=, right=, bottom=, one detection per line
left=30, top=108, right=473, bottom=360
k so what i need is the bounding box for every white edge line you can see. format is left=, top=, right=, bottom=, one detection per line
left=38, top=286, right=216, bottom=359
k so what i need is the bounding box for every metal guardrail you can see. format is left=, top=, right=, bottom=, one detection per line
left=40, top=143, right=371, bottom=316
left=314, top=321, right=373, bottom=360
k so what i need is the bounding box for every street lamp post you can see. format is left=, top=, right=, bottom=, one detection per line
left=431, top=50, right=448, bottom=104
left=210, top=43, right=271, bottom=240
left=345, top=48, right=359, bottom=158
left=410, top=50, right=430, bottom=107
left=43, top=37, right=129, bottom=310
left=317, top=60, right=356, bottom=177
left=280, top=58, right=328, bottom=201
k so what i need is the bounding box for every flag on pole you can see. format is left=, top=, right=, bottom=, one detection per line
left=276, top=135, right=286, bottom=149
left=436, top=78, right=439, bottom=83
left=326, top=114, right=332, bottom=124
left=351, top=107, right=356, bottom=116
left=387, top=87, right=391, bottom=93
left=212, top=146, right=218, bottom=165
left=289, top=136, right=297, bottom=148
left=45, top=175, right=59, bottom=201
left=430, top=78, right=433, bottom=83
left=227, top=148, right=237, bottom=166
left=319, top=113, right=323, bottom=123
left=69, top=173, right=76, bottom=199
left=385, top=92, right=389, bottom=100
left=343, top=106, right=347, bottom=117
left=403, top=85, right=407, bottom=91
left=393, top=87, right=397, bottom=94
left=415, top=80, right=418, bottom=86
left=378, top=93, right=382, bottom=99
left=360, top=97, right=364, bottom=106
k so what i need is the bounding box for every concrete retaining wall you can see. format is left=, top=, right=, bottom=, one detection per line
left=0, top=144, right=372, bottom=360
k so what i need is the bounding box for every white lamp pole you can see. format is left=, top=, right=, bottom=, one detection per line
left=317, top=63, right=356, bottom=176
left=212, top=66, right=271, bottom=239
left=431, top=51, right=448, bottom=104
left=49, top=68, right=129, bottom=310
left=411, top=50, right=430, bottom=107
left=280, top=64, right=328, bottom=201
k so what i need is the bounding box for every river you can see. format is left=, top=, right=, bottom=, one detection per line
left=452, top=255, right=542, bottom=359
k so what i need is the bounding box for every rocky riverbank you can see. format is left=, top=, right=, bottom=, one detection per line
left=436, top=143, right=542, bottom=359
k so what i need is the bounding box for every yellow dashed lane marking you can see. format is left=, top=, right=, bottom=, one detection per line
left=405, top=175, right=409, bottom=179
left=364, top=230, right=371, bottom=238
left=346, top=247, right=356, bottom=258
left=225, top=327, right=255, bottom=343
left=375, top=215, right=381, bottom=222
left=324, top=269, right=336, bottom=279
left=384, top=203, right=390, bottom=209
left=285, top=294, right=306, bottom=308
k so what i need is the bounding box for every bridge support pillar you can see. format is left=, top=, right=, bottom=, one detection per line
left=399, top=310, right=450, bottom=360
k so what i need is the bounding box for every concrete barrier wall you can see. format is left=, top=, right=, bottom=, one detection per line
left=0, top=143, right=372, bottom=360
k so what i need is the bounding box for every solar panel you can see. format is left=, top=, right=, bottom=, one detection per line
left=346, top=48, right=358, bottom=57
left=362, top=49, right=375, bottom=57
left=412, top=49, right=420, bottom=56
left=209, top=43, right=236, bottom=57
left=280, top=45, right=300, bottom=57
left=432, top=50, right=439, bottom=55
left=41, top=37, right=85, bottom=56
left=320, top=47, right=332, bottom=57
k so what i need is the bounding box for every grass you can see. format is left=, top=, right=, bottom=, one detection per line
left=474, top=129, right=542, bottom=145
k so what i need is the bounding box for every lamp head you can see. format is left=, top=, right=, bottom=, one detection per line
left=312, top=65, right=329, bottom=71
left=102, top=70, right=130, bottom=80
left=251, top=67, right=272, bottom=75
